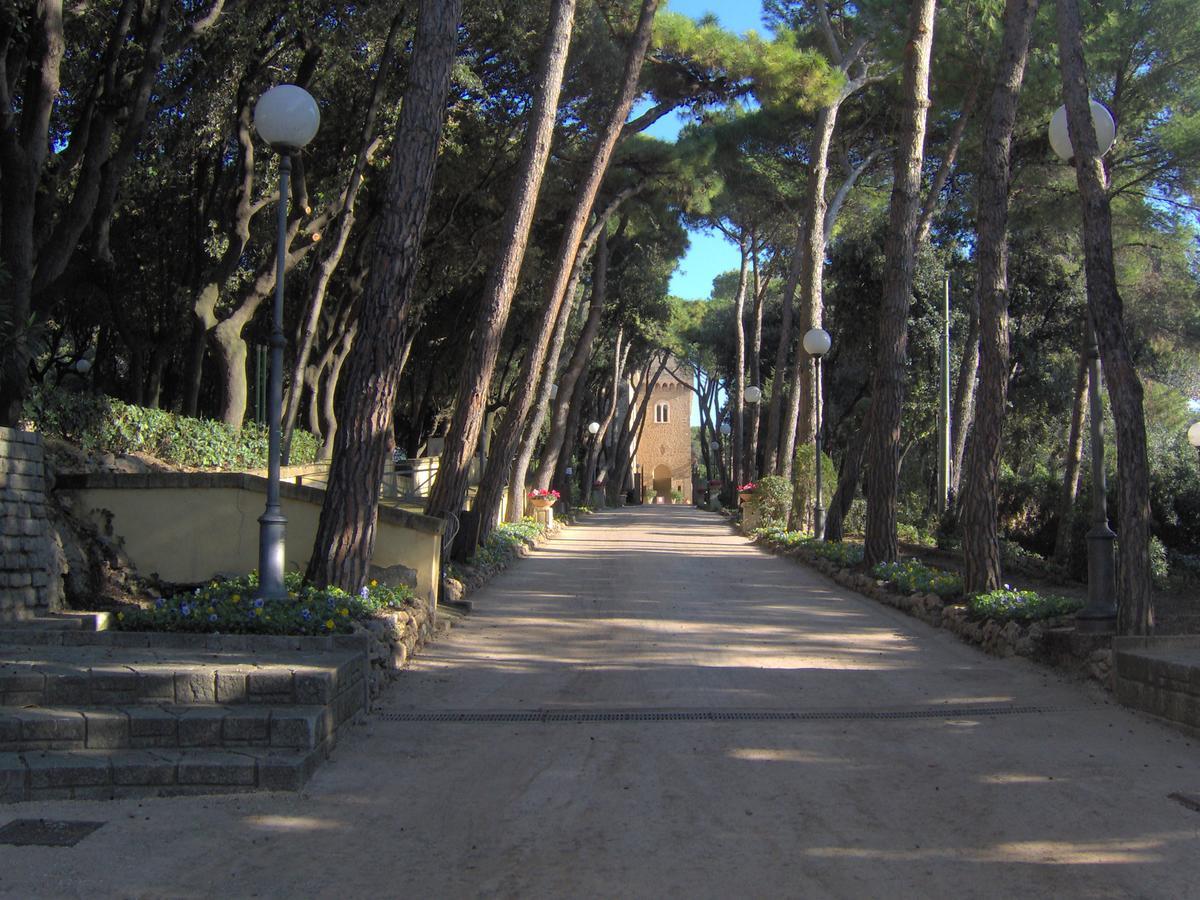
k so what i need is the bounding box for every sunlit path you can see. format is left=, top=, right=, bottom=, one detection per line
left=2, top=506, right=1198, bottom=899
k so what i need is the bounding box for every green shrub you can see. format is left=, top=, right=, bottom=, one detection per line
left=470, top=517, right=547, bottom=568
left=753, top=475, right=792, bottom=528
left=968, top=587, right=1083, bottom=623
left=896, top=522, right=936, bottom=547
left=1149, top=535, right=1169, bottom=589
left=755, top=527, right=865, bottom=566
left=113, top=571, right=416, bottom=635
left=871, top=559, right=963, bottom=598
left=790, top=444, right=836, bottom=528
left=25, top=384, right=320, bottom=469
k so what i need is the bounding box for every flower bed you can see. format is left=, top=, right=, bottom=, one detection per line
left=871, top=560, right=962, bottom=600
left=967, top=586, right=1083, bottom=623
left=114, top=571, right=417, bottom=636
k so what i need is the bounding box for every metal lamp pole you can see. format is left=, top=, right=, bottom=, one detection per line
left=1049, top=99, right=1117, bottom=629
left=252, top=85, right=320, bottom=599
left=803, top=328, right=831, bottom=540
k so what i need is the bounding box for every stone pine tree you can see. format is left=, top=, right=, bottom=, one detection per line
left=959, top=0, right=1042, bottom=594
left=1055, top=0, right=1154, bottom=634
left=442, top=0, right=661, bottom=536
left=422, top=0, right=580, bottom=525
left=861, top=0, right=937, bottom=568
left=305, top=0, right=463, bottom=591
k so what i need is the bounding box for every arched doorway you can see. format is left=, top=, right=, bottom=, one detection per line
left=652, top=464, right=672, bottom=503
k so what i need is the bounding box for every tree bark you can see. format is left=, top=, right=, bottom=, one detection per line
left=1056, top=0, right=1154, bottom=634
left=492, top=188, right=634, bottom=524
left=779, top=103, right=839, bottom=483
left=732, top=239, right=750, bottom=492
left=1053, top=332, right=1090, bottom=562
left=764, top=229, right=804, bottom=474
left=862, top=0, right=937, bottom=568
left=960, top=0, right=1040, bottom=595
left=422, top=0, right=579, bottom=521
left=949, top=285, right=980, bottom=500
left=824, top=434, right=866, bottom=542
left=282, top=14, right=401, bottom=461
left=584, top=329, right=626, bottom=501
left=459, top=0, right=660, bottom=536
left=0, top=0, right=64, bottom=424
left=535, top=224, right=612, bottom=488
left=306, top=0, right=462, bottom=590
left=746, top=238, right=766, bottom=479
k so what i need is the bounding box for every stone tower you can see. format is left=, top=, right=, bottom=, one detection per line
left=635, top=359, right=693, bottom=503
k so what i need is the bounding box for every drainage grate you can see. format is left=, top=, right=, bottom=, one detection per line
left=0, top=819, right=105, bottom=847
left=375, top=704, right=1071, bottom=724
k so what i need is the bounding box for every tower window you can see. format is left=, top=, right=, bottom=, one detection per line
left=654, top=402, right=669, bottom=423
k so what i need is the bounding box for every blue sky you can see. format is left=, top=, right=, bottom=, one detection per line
left=647, top=1, right=771, bottom=301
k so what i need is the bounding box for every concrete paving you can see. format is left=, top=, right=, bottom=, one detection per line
left=1, top=505, right=1198, bottom=898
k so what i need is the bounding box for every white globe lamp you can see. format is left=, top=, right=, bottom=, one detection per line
left=802, top=327, right=831, bottom=358
left=744, top=385, right=762, bottom=404
left=719, top=422, right=731, bottom=437
left=1048, top=99, right=1116, bottom=163
left=587, top=421, right=601, bottom=435
left=253, top=85, right=320, bottom=151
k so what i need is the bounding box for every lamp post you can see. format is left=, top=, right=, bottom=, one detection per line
left=1049, top=98, right=1117, bottom=628
left=252, top=84, right=320, bottom=600
left=803, top=327, right=831, bottom=539
left=743, top=385, right=762, bottom=479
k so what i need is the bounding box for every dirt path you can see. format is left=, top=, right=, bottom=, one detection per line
left=2, top=506, right=1198, bottom=898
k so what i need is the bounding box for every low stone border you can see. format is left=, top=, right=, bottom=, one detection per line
left=749, top=532, right=1114, bottom=688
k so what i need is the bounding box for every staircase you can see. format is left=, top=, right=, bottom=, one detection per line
left=0, top=615, right=368, bottom=801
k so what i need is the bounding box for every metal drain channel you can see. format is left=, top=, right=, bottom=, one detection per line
left=375, top=704, right=1072, bottom=724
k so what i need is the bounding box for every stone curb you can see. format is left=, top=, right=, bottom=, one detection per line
left=744, top=528, right=1114, bottom=689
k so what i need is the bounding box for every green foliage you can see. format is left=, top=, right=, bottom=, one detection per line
left=756, top=525, right=865, bottom=565
left=470, top=518, right=547, bottom=568
left=967, top=588, right=1084, bottom=623
left=113, top=572, right=416, bottom=636
left=871, top=560, right=963, bottom=599
left=670, top=488, right=685, bottom=503
left=791, top=444, right=836, bottom=526
left=753, top=474, right=792, bottom=528
left=26, top=385, right=319, bottom=469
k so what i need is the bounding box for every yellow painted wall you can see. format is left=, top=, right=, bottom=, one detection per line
left=66, top=484, right=442, bottom=610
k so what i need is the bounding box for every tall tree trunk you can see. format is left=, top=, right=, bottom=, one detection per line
left=862, top=0, right=937, bottom=568
left=780, top=103, right=839, bottom=483
left=824, top=435, right=866, bottom=542
left=282, top=14, right=401, bottom=462
left=496, top=190, right=632, bottom=522
left=915, top=81, right=979, bottom=246
left=746, top=238, right=766, bottom=478
left=960, top=0, right=1040, bottom=595
left=503, top=268, right=583, bottom=522
left=732, top=239, right=750, bottom=492
left=0, top=0, right=64, bottom=424
left=422, top=0, right=579, bottom=521
left=317, top=323, right=357, bottom=461
left=460, top=0, right=659, bottom=536
left=584, top=329, right=626, bottom=501
left=1053, top=333, right=1090, bottom=562
left=949, top=285, right=980, bottom=500
left=534, top=216, right=614, bottom=487
left=1056, top=0, right=1153, bottom=634
left=306, top=0, right=461, bottom=590
left=764, top=229, right=803, bottom=474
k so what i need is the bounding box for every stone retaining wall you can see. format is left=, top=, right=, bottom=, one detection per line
left=755, top=536, right=1114, bottom=688
left=0, top=428, right=62, bottom=621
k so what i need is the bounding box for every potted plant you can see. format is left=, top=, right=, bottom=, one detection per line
left=528, top=488, right=560, bottom=510
left=737, top=481, right=758, bottom=504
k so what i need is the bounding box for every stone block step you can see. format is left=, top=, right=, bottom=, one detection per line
left=0, top=644, right=365, bottom=709
left=0, top=744, right=331, bottom=801
left=0, top=703, right=350, bottom=752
